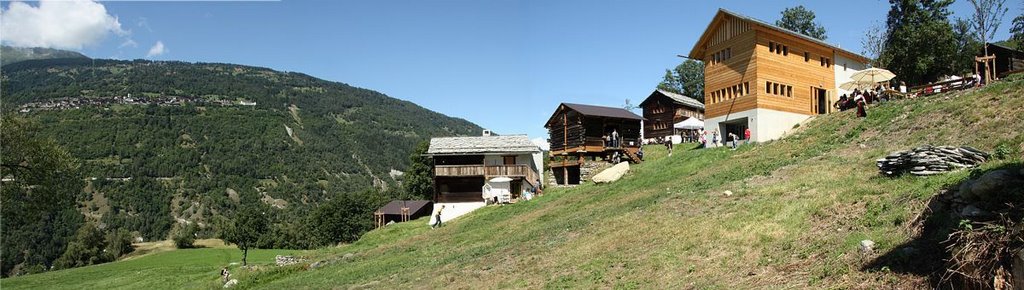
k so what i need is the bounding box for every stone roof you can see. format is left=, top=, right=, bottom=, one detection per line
left=646, top=89, right=705, bottom=110
left=427, top=135, right=540, bottom=155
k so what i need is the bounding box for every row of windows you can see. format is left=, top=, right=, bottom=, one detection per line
left=712, top=47, right=732, bottom=64
left=769, top=40, right=832, bottom=68
left=652, top=122, right=671, bottom=130
left=708, top=82, right=750, bottom=104
left=765, top=81, right=793, bottom=97
left=769, top=41, right=788, bottom=56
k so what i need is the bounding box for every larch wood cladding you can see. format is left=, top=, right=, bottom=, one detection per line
left=752, top=29, right=836, bottom=116
left=707, top=15, right=752, bottom=49
left=703, top=28, right=758, bottom=119
left=701, top=20, right=839, bottom=119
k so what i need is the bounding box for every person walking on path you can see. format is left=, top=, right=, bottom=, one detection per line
left=432, top=205, right=445, bottom=228
left=743, top=128, right=751, bottom=145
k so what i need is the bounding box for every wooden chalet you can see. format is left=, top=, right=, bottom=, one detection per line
left=978, top=42, right=1024, bottom=81
left=426, top=134, right=542, bottom=205
left=545, top=103, right=643, bottom=185
left=639, top=89, right=705, bottom=140
left=688, top=9, right=871, bottom=143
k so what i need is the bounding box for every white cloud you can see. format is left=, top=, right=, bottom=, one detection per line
left=0, top=0, right=125, bottom=49
left=146, top=40, right=166, bottom=57
left=119, top=39, right=138, bottom=48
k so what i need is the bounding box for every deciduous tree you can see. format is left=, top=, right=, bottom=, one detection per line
left=881, top=0, right=958, bottom=84
left=967, top=0, right=1008, bottom=56
left=223, top=199, right=268, bottom=266
left=657, top=60, right=705, bottom=103
left=776, top=5, right=828, bottom=40
left=401, top=141, right=433, bottom=200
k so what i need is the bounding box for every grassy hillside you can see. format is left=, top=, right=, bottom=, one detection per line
left=2, top=243, right=299, bottom=289
left=6, top=76, right=1022, bottom=289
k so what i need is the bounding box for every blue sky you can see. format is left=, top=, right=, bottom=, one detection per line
left=3, top=0, right=1021, bottom=140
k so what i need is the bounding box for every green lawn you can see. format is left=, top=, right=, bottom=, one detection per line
left=5, top=76, right=1024, bottom=289
left=2, top=248, right=300, bottom=290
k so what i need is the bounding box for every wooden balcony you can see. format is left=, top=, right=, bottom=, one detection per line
left=434, top=164, right=539, bottom=187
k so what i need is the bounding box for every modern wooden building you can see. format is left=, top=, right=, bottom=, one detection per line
left=688, top=9, right=871, bottom=142
left=639, top=89, right=705, bottom=140
left=426, top=134, right=542, bottom=207
left=545, top=103, right=643, bottom=185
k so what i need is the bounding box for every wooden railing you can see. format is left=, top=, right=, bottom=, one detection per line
left=434, top=164, right=539, bottom=187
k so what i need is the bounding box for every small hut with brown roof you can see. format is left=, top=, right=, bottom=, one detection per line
left=544, top=103, right=643, bottom=185
left=374, top=200, right=433, bottom=227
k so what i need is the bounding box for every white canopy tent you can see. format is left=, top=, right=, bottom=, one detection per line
left=673, top=117, right=704, bottom=130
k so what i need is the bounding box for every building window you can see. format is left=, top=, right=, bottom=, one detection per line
left=782, top=46, right=788, bottom=56
left=765, top=81, right=770, bottom=94
left=769, top=41, right=775, bottom=53
left=773, top=83, right=779, bottom=95
left=744, top=82, right=750, bottom=95
left=804, top=52, right=810, bottom=62
left=820, top=57, right=826, bottom=67
left=787, top=86, right=793, bottom=97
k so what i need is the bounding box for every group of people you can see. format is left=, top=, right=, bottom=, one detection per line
left=667, top=127, right=751, bottom=150
left=604, top=129, right=622, bottom=148
left=835, top=85, right=894, bottom=118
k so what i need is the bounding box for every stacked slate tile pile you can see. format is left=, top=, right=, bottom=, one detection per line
left=876, top=145, right=990, bottom=176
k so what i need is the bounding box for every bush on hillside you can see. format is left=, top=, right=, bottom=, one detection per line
left=172, top=223, right=198, bottom=249
left=105, top=229, right=135, bottom=257
left=306, top=189, right=387, bottom=247
left=54, top=223, right=112, bottom=269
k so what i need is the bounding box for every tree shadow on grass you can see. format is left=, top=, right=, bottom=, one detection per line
left=861, top=162, right=1023, bottom=289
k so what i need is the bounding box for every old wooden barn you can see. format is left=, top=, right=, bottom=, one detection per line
left=545, top=103, right=643, bottom=185
left=640, top=89, right=705, bottom=140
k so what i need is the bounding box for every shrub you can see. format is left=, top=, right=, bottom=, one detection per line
left=173, top=223, right=198, bottom=249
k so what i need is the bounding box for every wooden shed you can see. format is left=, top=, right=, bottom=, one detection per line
left=374, top=200, right=433, bottom=228
left=545, top=103, right=643, bottom=185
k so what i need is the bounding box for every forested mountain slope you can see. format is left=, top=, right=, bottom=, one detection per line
left=0, top=58, right=480, bottom=275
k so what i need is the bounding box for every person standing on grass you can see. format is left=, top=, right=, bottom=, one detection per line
left=855, top=95, right=867, bottom=118
left=664, top=136, right=673, bottom=156
left=712, top=130, right=720, bottom=147
left=432, top=205, right=445, bottom=228
left=743, top=128, right=751, bottom=145
left=728, top=132, right=739, bottom=150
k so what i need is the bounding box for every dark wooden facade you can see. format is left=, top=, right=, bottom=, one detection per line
left=983, top=43, right=1024, bottom=78
left=544, top=103, right=643, bottom=185
left=640, top=90, right=705, bottom=139
left=430, top=155, right=539, bottom=203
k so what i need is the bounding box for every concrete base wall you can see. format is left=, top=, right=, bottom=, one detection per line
left=426, top=202, right=485, bottom=225
left=705, top=108, right=809, bottom=143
